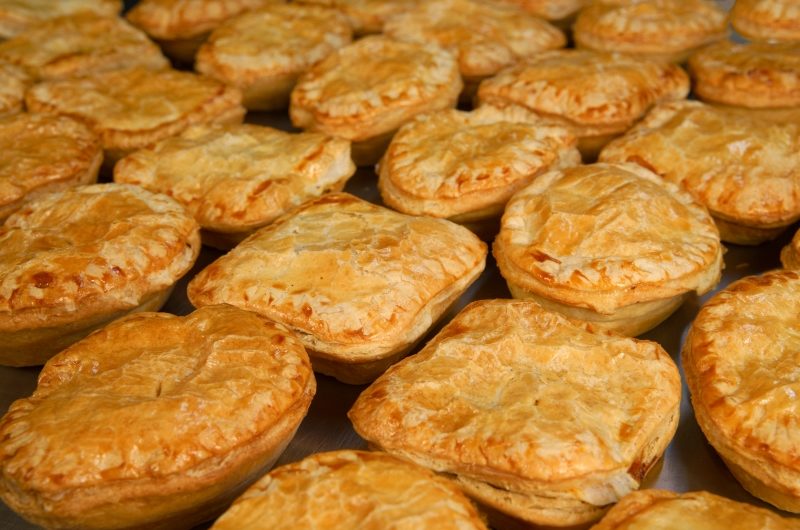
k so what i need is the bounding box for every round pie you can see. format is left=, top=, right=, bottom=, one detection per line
left=600, top=100, right=800, bottom=245
left=0, top=13, right=168, bottom=80
left=0, top=304, right=315, bottom=530
left=114, top=123, right=356, bottom=249
left=688, top=40, right=800, bottom=109
left=293, top=0, right=421, bottom=35
left=731, top=0, right=800, bottom=42
left=350, top=298, right=682, bottom=528
left=0, top=183, right=201, bottom=366
left=0, top=0, right=121, bottom=39
left=0, top=113, right=102, bottom=222
left=0, top=59, right=30, bottom=117
left=196, top=4, right=352, bottom=110
left=683, top=270, right=800, bottom=512
left=574, top=0, right=728, bottom=63
left=290, top=35, right=462, bottom=166
left=210, top=450, right=488, bottom=530
left=378, top=104, right=580, bottom=231
left=26, top=67, right=245, bottom=165
left=493, top=162, right=724, bottom=336
left=476, top=50, right=690, bottom=160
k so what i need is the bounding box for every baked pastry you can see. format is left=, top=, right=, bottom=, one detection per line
left=573, top=0, right=728, bottom=64
left=781, top=228, right=800, bottom=270
left=476, top=50, right=690, bottom=160
left=195, top=4, right=352, bottom=110
left=114, top=123, right=356, bottom=249
left=293, top=0, right=421, bottom=35
left=378, top=104, right=580, bottom=233
left=0, top=59, right=30, bottom=117
left=290, top=35, right=462, bottom=166
left=0, top=304, right=315, bottom=530
left=486, top=0, right=586, bottom=24
left=126, top=0, right=285, bottom=63
left=349, top=298, right=682, bottom=528
left=590, top=489, right=800, bottom=529
left=600, top=100, right=800, bottom=245
left=688, top=40, right=800, bottom=109
left=383, top=0, right=565, bottom=98
left=0, top=0, right=121, bottom=39
left=683, top=270, right=800, bottom=512
left=0, top=183, right=200, bottom=366
left=0, top=14, right=168, bottom=80
left=187, top=192, right=487, bottom=384
left=731, top=0, right=800, bottom=42
left=26, top=67, right=245, bottom=165
left=493, top=163, right=723, bottom=336
left=210, top=450, right=489, bottom=530
left=0, top=113, right=102, bottom=222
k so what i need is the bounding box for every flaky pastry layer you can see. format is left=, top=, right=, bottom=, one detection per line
left=731, top=0, right=800, bottom=42
left=0, top=0, right=121, bottom=38
left=0, top=60, right=29, bottom=116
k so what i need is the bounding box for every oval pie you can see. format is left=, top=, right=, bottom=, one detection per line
left=731, top=0, right=800, bottom=42
left=0, top=0, right=121, bottom=39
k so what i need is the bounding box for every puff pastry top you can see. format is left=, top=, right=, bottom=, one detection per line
left=688, top=41, right=800, bottom=109
left=294, top=0, right=421, bottom=34
left=683, top=270, right=800, bottom=491
left=476, top=50, right=689, bottom=136
left=114, top=124, right=355, bottom=233
left=591, top=489, right=800, bottom=529
left=488, top=0, right=586, bottom=21
left=0, top=14, right=168, bottom=80
left=600, top=101, right=800, bottom=230
left=0, top=184, right=200, bottom=332
left=0, top=0, right=121, bottom=39
left=290, top=36, right=462, bottom=142
left=188, top=193, right=487, bottom=359
left=0, top=60, right=29, bottom=116
left=350, top=299, right=681, bottom=505
left=379, top=105, right=580, bottom=220
left=574, top=0, right=728, bottom=59
left=731, top=0, right=800, bottom=42
left=126, top=0, right=283, bottom=40
left=0, top=113, right=101, bottom=221
left=25, top=67, right=244, bottom=154
left=211, top=450, right=488, bottom=530
left=494, top=163, right=723, bottom=313
left=383, top=0, right=565, bottom=80
left=196, top=4, right=352, bottom=86
left=0, top=305, right=314, bottom=503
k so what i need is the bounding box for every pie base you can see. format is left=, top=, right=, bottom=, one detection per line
left=157, top=33, right=208, bottom=63
left=713, top=215, right=788, bottom=246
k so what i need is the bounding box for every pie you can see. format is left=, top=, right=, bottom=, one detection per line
left=731, top=0, right=800, bottom=42
left=0, top=0, right=121, bottom=39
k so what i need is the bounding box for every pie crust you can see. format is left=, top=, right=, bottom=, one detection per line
left=683, top=270, right=800, bottom=513
left=114, top=123, right=356, bottom=249
left=781, top=228, right=800, bottom=270
left=493, top=162, right=723, bottom=336
left=0, top=304, right=315, bottom=530
left=210, top=450, right=488, bottom=530
left=349, top=298, right=681, bottom=527
left=290, top=35, right=462, bottom=166
left=731, top=0, right=800, bottom=42
left=0, top=0, right=121, bottom=39
left=293, top=0, right=421, bottom=35
left=600, top=100, right=800, bottom=245
left=0, top=113, right=102, bottom=223
left=187, top=192, right=487, bottom=384
left=195, top=4, right=352, bottom=110
left=487, top=0, right=586, bottom=22
left=0, top=59, right=30, bottom=117
left=0, top=183, right=201, bottom=366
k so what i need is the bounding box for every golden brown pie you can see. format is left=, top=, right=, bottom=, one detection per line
left=290, top=35, right=462, bottom=166
left=210, top=450, right=489, bottom=530
left=0, top=304, right=315, bottom=530
left=126, top=0, right=285, bottom=62
left=195, top=4, right=352, bottom=110
left=0, top=0, right=121, bottom=39
left=114, top=123, right=356, bottom=249
left=0, top=183, right=200, bottom=366
left=0, top=59, right=29, bottom=117
left=378, top=104, right=580, bottom=231
left=383, top=0, right=565, bottom=98
left=781, top=228, right=800, bottom=270
left=293, top=0, right=421, bottom=35
left=493, top=163, right=724, bottom=336
left=187, top=192, right=487, bottom=384
left=0, top=14, right=168, bottom=80
left=350, top=298, right=682, bottom=528
left=590, top=489, right=800, bottom=529
left=476, top=50, right=690, bottom=160
left=600, top=101, right=800, bottom=245
left=688, top=40, right=800, bottom=109
left=26, top=67, right=245, bottom=165
left=683, top=270, right=800, bottom=513
left=0, top=113, right=102, bottom=222
left=486, top=0, right=586, bottom=23
left=573, top=0, right=728, bottom=64
left=731, top=0, right=800, bottom=42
